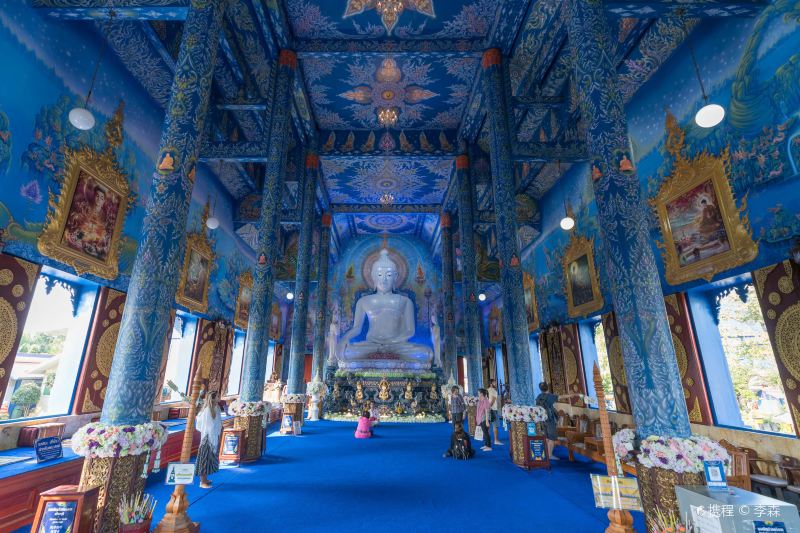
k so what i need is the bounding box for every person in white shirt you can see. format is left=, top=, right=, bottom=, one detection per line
left=487, top=380, right=503, bottom=446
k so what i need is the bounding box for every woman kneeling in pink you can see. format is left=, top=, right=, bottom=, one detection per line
left=355, top=410, right=372, bottom=439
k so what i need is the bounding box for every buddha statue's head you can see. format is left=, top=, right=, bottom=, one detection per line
left=371, top=249, right=398, bottom=294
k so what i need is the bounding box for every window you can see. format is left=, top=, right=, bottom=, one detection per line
left=226, top=331, right=246, bottom=396
left=592, top=322, right=616, bottom=411
left=716, top=283, right=792, bottom=435
left=159, top=313, right=197, bottom=403
left=1, top=272, right=97, bottom=421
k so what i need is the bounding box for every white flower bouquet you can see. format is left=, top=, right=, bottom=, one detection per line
left=229, top=400, right=269, bottom=416
left=463, top=395, right=479, bottom=406
left=281, top=393, right=306, bottom=404
left=501, top=404, right=548, bottom=423
left=612, top=430, right=730, bottom=474
left=71, top=421, right=168, bottom=459
left=306, top=380, right=328, bottom=397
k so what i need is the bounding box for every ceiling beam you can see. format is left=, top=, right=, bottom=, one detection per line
left=33, top=0, right=189, bottom=19
left=512, top=141, right=589, bottom=162
left=603, top=0, right=765, bottom=17
left=199, top=140, right=270, bottom=162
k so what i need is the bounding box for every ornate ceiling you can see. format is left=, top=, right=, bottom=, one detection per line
left=35, top=0, right=762, bottom=254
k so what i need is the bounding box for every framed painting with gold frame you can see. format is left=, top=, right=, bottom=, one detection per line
left=176, top=226, right=214, bottom=314
left=562, top=234, right=604, bottom=318
left=523, top=271, right=539, bottom=333
left=488, top=304, right=503, bottom=344
left=651, top=143, right=757, bottom=286
left=37, top=105, right=130, bottom=280
left=269, top=302, right=282, bottom=340
left=234, top=271, right=253, bottom=329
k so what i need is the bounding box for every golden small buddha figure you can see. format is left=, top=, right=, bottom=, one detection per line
left=619, top=154, right=634, bottom=172
left=430, top=383, right=438, bottom=401
left=355, top=381, right=364, bottom=401
left=158, top=151, right=175, bottom=172
left=333, top=382, right=340, bottom=398
left=378, top=377, right=390, bottom=401
left=404, top=381, right=413, bottom=400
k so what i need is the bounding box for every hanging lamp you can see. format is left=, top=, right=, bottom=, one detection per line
left=70, top=8, right=115, bottom=130
left=205, top=163, right=222, bottom=230
left=682, top=16, right=725, bottom=128
left=557, top=161, right=575, bottom=231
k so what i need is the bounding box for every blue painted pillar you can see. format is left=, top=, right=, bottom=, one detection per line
left=101, top=0, right=224, bottom=425
left=287, top=149, right=319, bottom=394
left=455, top=152, right=483, bottom=393
left=440, top=212, right=457, bottom=378
left=481, top=49, right=535, bottom=405
left=239, top=49, right=296, bottom=403
left=566, top=0, right=689, bottom=437
left=312, top=212, right=332, bottom=380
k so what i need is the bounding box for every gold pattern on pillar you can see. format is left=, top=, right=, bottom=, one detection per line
left=0, top=253, right=40, bottom=405
left=75, top=288, right=126, bottom=414
left=560, top=324, right=586, bottom=406
left=539, top=326, right=566, bottom=395
left=600, top=312, right=631, bottom=414
left=753, top=260, right=800, bottom=436
left=663, top=293, right=713, bottom=425
left=80, top=454, right=147, bottom=533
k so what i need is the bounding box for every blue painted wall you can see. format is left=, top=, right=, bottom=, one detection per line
left=518, top=6, right=800, bottom=326
left=0, top=3, right=256, bottom=323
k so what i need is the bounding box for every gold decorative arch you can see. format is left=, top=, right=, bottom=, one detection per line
left=652, top=112, right=757, bottom=285
left=37, top=102, right=132, bottom=280
left=562, top=234, right=604, bottom=318
left=176, top=204, right=215, bottom=314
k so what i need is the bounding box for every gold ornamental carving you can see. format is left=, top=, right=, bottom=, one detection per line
left=608, top=336, right=627, bottom=386
left=563, top=346, right=578, bottom=386
left=671, top=333, right=688, bottom=378
left=562, top=233, right=604, bottom=318
left=652, top=112, right=757, bottom=286
left=0, top=269, right=12, bottom=286
left=37, top=103, right=132, bottom=280
left=175, top=203, right=215, bottom=314
left=0, top=299, right=18, bottom=368
left=775, top=303, right=800, bottom=381
left=234, top=270, right=253, bottom=329
left=95, top=322, right=119, bottom=377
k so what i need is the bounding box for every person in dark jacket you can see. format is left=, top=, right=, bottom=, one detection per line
left=443, top=421, right=475, bottom=460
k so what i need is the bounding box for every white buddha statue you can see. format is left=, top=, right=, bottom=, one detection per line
left=336, top=249, right=433, bottom=370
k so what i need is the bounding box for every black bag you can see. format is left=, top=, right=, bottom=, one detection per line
left=452, top=435, right=474, bottom=460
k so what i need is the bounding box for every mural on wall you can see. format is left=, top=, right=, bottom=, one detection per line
left=519, top=4, right=800, bottom=327
left=0, top=4, right=255, bottom=323
left=329, top=234, right=440, bottom=349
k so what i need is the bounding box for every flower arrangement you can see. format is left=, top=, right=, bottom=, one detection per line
left=463, top=395, right=479, bottom=406
left=333, top=369, right=436, bottom=380
left=71, top=421, right=168, bottom=459
left=501, top=404, right=548, bottom=423
left=281, top=393, right=306, bottom=404
left=228, top=400, right=269, bottom=417
left=306, top=380, right=328, bottom=397
left=612, top=430, right=730, bottom=474
left=325, top=412, right=445, bottom=423
left=118, top=493, right=156, bottom=526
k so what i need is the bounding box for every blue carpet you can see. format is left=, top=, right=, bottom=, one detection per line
left=143, top=420, right=646, bottom=532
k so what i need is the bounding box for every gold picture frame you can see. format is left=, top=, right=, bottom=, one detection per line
left=176, top=208, right=214, bottom=314
left=488, top=304, right=503, bottom=344
left=652, top=113, right=757, bottom=285
left=562, top=234, right=604, bottom=318
left=234, top=270, right=253, bottom=329
left=523, top=271, right=539, bottom=333
left=37, top=104, right=131, bottom=280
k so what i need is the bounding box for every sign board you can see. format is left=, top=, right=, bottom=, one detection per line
left=280, top=414, right=294, bottom=434
left=31, top=485, right=99, bottom=533
left=38, top=501, right=77, bottom=533
left=35, top=436, right=63, bottom=463
left=754, top=522, right=787, bottom=533
left=526, top=423, right=537, bottom=436
left=690, top=504, right=723, bottom=533
left=219, top=428, right=244, bottom=466
left=590, top=475, right=643, bottom=512
left=165, top=463, right=196, bottom=485
left=703, top=460, right=728, bottom=490
left=524, top=436, right=550, bottom=470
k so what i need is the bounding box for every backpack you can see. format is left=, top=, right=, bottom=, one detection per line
left=452, top=435, right=472, bottom=460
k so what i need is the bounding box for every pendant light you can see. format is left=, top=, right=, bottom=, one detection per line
left=477, top=293, right=486, bottom=302
left=557, top=161, right=575, bottom=231
left=70, top=8, right=115, bottom=130
left=205, top=164, right=221, bottom=230
left=287, top=292, right=295, bottom=301
left=682, top=16, right=725, bottom=128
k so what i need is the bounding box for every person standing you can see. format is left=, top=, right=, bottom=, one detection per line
left=476, top=388, right=492, bottom=451
left=195, top=390, right=222, bottom=488
left=449, top=386, right=466, bottom=428
left=487, top=379, right=503, bottom=446
left=535, top=382, right=579, bottom=460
